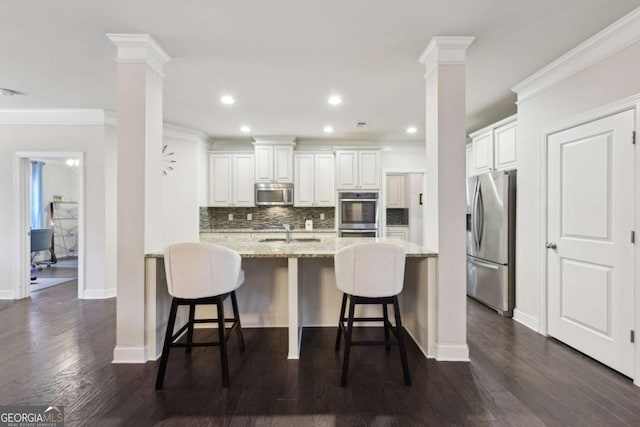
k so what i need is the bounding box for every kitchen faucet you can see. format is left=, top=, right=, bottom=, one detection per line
left=283, top=223, right=292, bottom=243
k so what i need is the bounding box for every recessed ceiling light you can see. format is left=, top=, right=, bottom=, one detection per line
left=328, top=95, right=342, bottom=106
left=406, top=126, right=417, bottom=134
left=0, top=88, right=21, bottom=96
left=240, top=125, right=251, bottom=133
left=220, top=95, right=235, bottom=105
left=323, top=126, right=334, bottom=134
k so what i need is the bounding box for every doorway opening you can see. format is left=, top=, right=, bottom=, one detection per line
left=15, top=152, right=84, bottom=299
left=381, top=169, right=426, bottom=245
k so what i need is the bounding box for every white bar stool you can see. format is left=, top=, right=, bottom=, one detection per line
left=334, top=242, right=411, bottom=387
left=155, top=243, right=245, bottom=389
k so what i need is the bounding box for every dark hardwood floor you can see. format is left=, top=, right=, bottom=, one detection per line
left=1, top=281, right=639, bottom=426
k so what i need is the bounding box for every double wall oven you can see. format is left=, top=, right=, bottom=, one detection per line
left=338, top=191, right=379, bottom=238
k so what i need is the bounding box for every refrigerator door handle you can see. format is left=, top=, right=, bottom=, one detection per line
left=471, top=180, right=480, bottom=251
left=469, top=258, right=500, bottom=270
left=476, top=185, right=484, bottom=248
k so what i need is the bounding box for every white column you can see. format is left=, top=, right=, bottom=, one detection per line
left=419, top=36, right=474, bottom=361
left=107, top=34, right=170, bottom=363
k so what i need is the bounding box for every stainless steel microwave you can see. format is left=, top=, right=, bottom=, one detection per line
left=255, top=183, right=294, bottom=206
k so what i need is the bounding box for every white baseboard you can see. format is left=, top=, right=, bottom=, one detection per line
left=403, top=326, right=433, bottom=359
left=112, top=346, right=148, bottom=363
left=435, top=343, right=470, bottom=362
left=513, top=309, right=540, bottom=332
left=0, top=289, right=16, bottom=299
left=82, top=288, right=117, bottom=299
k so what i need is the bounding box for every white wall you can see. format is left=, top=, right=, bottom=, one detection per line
left=162, top=135, right=200, bottom=245
left=515, top=40, right=640, bottom=328
left=42, top=159, right=80, bottom=258
left=0, top=124, right=109, bottom=298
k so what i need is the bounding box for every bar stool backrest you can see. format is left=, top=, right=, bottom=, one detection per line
left=334, top=242, right=406, bottom=298
left=164, top=243, right=242, bottom=299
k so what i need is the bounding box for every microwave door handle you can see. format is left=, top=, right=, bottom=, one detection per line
left=283, top=189, right=289, bottom=204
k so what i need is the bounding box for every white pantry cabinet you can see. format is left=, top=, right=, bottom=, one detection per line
left=294, top=153, right=335, bottom=206
left=467, top=115, right=517, bottom=177
left=386, top=175, right=406, bottom=208
left=254, top=142, right=295, bottom=183
left=209, top=153, right=255, bottom=207
left=335, top=149, right=380, bottom=189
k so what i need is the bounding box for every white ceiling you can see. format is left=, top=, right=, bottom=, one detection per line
left=1, top=1, right=638, bottom=142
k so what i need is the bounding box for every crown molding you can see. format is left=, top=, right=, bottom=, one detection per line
left=163, top=122, right=210, bottom=143
left=106, top=33, right=170, bottom=76
left=511, top=7, right=640, bottom=103
left=252, top=136, right=296, bottom=146
left=0, top=108, right=112, bottom=125
left=418, top=36, right=475, bottom=77
left=468, top=113, right=517, bottom=138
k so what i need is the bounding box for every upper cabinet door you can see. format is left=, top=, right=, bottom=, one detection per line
left=336, top=151, right=358, bottom=189
left=386, top=175, right=405, bottom=208
left=233, top=154, right=255, bottom=206
left=209, top=154, right=232, bottom=206
left=494, top=121, right=517, bottom=171
left=314, top=154, right=335, bottom=206
left=471, top=131, right=493, bottom=175
left=358, top=151, right=380, bottom=189
left=254, top=146, right=274, bottom=182
left=274, top=146, right=294, bottom=182
left=294, top=154, right=314, bottom=206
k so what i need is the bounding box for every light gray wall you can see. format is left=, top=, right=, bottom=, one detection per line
left=515, top=40, right=640, bottom=327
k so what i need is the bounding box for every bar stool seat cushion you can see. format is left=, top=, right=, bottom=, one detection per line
left=335, top=242, right=406, bottom=298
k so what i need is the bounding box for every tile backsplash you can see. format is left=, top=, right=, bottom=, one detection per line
left=386, top=208, right=409, bottom=226
left=200, top=206, right=335, bottom=231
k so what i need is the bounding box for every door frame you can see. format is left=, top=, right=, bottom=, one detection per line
left=380, top=168, right=427, bottom=242
left=539, top=93, right=640, bottom=385
left=14, top=151, right=85, bottom=299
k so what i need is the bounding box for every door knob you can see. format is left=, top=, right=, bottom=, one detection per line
left=545, top=242, right=557, bottom=249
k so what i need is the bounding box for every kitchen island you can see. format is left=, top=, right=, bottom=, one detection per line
left=145, top=235, right=437, bottom=361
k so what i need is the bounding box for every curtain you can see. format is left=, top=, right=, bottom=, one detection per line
left=31, top=161, right=44, bottom=229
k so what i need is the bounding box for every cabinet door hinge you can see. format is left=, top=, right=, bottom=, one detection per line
left=631, top=330, right=635, bottom=343
left=632, top=231, right=636, bottom=244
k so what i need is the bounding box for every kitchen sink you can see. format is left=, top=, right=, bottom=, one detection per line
left=258, top=238, right=321, bottom=243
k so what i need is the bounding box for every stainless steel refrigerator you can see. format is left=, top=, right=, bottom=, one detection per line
left=466, top=170, right=516, bottom=317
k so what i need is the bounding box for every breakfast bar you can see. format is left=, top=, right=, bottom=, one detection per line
left=145, top=235, right=438, bottom=362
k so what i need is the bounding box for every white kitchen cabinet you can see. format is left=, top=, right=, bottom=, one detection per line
left=471, top=130, right=493, bottom=176
left=335, top=149, right=380, bottom=189
left=466, top=144, right=473, bottom=178
left=386, top=175, right=406, bottom=208
left=386, top=226, right=409, bottom=241
left=494, top=120, right=517, bottom=171
left=209, top=153, right=255, bottom=207
left=294, top=153, right=335, bottom=206
left=467, top=115, right=517, bottom=177
left=254, top=142, right=294, bottom=183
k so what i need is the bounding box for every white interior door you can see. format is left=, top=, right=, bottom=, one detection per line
left=547, top=109, right=635, bottom=377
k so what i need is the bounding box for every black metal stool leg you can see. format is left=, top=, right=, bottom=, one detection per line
left=156, top=298, right=179, bottom=390
left=335, top=293, right=348, bottom=351
left=341, top=295, right=356, bottom=387
left=383, top=303, right=391, bottom=351
left=186, top=303, right=195, bottom=354
left=217, top=296, right=230, bottom=387
left=230, top=291, right=245, bottom=352
left=393, top=296, right=411, bottom=386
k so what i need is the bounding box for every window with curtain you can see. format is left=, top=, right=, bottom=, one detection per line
left=31, top=161, right=44, bottom=229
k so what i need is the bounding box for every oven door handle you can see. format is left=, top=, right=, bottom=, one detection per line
left=340, top=229, right=376, bottom=233
left=339, top=198, right=378, bottom=202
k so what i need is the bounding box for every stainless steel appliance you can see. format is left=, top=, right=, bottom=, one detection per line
left=255, top=183, right=294, bottom=206
left=338, top=191, right=379, bottom=237
left=466, top=171, right=516, bottom=317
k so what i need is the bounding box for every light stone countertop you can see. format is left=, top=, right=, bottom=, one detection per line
left=147, top=236, right=437, bottom=259
left=199, top=228, right=336, bottom=234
